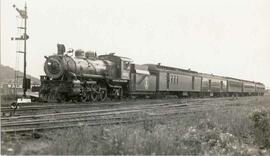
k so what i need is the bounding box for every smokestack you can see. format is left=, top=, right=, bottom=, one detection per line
left=57, top=44, right=66, bottom=55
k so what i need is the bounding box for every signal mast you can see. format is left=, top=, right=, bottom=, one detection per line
left=11, top=3, right=29, bottom=97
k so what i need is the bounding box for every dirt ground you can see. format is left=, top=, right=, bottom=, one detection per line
left=1, top=94, right=270, bottom=155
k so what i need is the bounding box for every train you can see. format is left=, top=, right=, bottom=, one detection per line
left=39, top=44, right=265, bottom=102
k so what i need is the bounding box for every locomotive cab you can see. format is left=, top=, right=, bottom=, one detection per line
left=121, top=58, right=132, bottom=80
left=99, top=54, right=133, bottom=81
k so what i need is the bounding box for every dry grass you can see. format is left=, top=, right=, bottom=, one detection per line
left=2, top=96, right=270, bottom=155
left=38, top=103, right=270, bottom=155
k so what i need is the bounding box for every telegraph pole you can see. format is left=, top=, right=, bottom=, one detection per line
left=12, top=3, right=28, bottom=97
left=23, top=4, right=27, bottom=97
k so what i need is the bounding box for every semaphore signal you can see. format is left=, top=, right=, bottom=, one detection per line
left=11, top=3, right=29, bottom=97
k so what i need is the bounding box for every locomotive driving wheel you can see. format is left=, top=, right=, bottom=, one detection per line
left=99, top=88, right=107, bottom=101
left=90, top=84, right=99, bottom=102
left=80, top=90, right=89, bottom=102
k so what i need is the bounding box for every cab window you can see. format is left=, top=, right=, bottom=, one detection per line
left=123, top=61, right=130, bottom=70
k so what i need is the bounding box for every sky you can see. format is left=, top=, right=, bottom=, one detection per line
left=1, top=0, right=270, bottom=87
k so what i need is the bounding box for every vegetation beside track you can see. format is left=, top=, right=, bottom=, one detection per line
left=1, top=95, right=270, bottom=155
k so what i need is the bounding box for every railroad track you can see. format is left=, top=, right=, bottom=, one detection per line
left=1, top=98, right=178, bottom=117
left=1, top=96, right=233, bottom=121
left=1, top=97, right=236, bottom=116
left=1, top=97, right=257, bottom=133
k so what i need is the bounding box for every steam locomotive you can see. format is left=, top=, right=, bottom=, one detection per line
left=39, top=44, right=265, bottom=102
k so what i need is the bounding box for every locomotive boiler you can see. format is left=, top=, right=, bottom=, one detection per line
left=40, top=44, right=132, bottom=102
left=44, top=49, right=112, bottom=79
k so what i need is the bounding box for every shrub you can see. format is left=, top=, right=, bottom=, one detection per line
left=250, top=109, right=270, bottom=148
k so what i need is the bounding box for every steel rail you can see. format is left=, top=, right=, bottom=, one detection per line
left=1, top=104, right=251, bottom=133
left=1, top=98, right=252, bottom=133
left=1, top=97, right=234, bottom=113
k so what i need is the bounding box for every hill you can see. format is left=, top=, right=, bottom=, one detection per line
left=0, top=64, right=40, bottom=85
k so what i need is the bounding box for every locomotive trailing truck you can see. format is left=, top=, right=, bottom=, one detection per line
left=39, top=44, right=265, bottom=102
